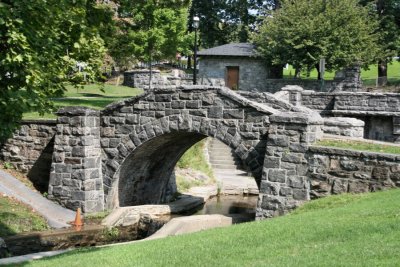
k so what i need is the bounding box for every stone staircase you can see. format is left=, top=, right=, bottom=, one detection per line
left=207, top=139, right=259, bottom=195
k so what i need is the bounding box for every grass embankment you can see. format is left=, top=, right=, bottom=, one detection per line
left=176, top=139, right=215, bottom=192
left=26, top=189, right=400, bottom=266
left=23, top=84, right=143, bottom=120
left=317, top=139, right=400, bottom=155
left=0, top=195, right=48, bottom=237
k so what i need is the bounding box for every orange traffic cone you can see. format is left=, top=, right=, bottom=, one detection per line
left=72, top=208, right=83, bottom=231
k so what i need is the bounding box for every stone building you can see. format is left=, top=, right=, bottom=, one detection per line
left=197, top=43, right=270, bottom=91
left=197, top=43, right=362, bottom=93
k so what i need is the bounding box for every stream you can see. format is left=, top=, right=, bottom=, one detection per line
left=192, top=195, right=258, bottom=223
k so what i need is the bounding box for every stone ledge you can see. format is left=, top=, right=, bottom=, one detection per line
left=56, top=106, right=100, bottom=116
left=20, top=119, right=57, bottom=125
left=270, top=112, right=323, bottom=125
left=332, top=110, right=400, bottom=117
left=309, top=145, right=399, bottom=161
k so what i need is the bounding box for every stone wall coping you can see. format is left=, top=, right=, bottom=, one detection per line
left=56, top=106, right=100, bottom=116
left=309, top=145, right=400, bottom=161
left=124, top=69, right=161, bottom=74
left=324, top=117, right=365, bottom=127
left=20, top=119, right=57, bottom=125
left=103, top=85, right=283, bottom=116
left=302, top=91, right=400, bottom=97
left=281, top=85, right=304, bottom=92
left=332, top=110, right=400, bottom=117
left=270, top=111, right=323, bottom=125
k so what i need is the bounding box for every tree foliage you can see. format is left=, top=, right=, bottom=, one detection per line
left=0, top=0, right=112, bottom=141
left=253, top=0, right=380, bottom=76
left=359, top=0, right=400, bottom=80
left=112, top=0, right=192, bottom=68
left=189, top=0, right=273, bottom=48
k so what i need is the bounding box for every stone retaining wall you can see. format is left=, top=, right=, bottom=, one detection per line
left=0, top=120, right=56, bottom=192
left=123, top=70, right=192, bottom=90
left=293, top=89, right=400, bottom=142
left=307, top=146, right=400, bottom=198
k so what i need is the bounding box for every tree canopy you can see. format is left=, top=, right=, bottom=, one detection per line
left=111, top=0, right=192, bottom=68
left=0, top=0, right=112, bottom=141
left=253, top=0, right=380, bottom=76
left=189, top=0, right=274, bottom=48
left=359, top=0, right=400, bottom=82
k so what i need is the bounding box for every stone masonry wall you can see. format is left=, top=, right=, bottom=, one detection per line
left=300, top=91, right=400, bottom=114
left=300, top=91, right=400, bottom=142
left=48, top=107, right=104, bottom=213
left=307, top=146, right=400, bottom=198
left=100, top=86, right=275, bottom=208
left=123, top=70, right=192, bottom=90
left=198, top=58, right=270, bottom=91
left=256, top=112, right=323, bottom=219
left=0, top=120, right=56, bottom=192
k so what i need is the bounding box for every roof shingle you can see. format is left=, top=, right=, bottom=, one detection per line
left=197, top=43, right=259, bottom=57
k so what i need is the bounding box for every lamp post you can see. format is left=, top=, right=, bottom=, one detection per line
left=193, top=16, right=199, bottom=85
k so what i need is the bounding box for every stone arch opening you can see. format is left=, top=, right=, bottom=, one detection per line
left=117, top=132, right=207, bottom=207
left=113, top=129, right=262, bottom=208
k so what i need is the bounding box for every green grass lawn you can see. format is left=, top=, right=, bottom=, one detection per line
left=0, top=195, right=48, bottom=237
left=317, top=139, right=400, bottom=155
left=283, top=60, right=400, bottom=85
left=25, top=189, right=400, bottom=267
left=23, top=84, right=143, bottom=120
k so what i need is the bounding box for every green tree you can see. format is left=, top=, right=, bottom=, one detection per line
left=360, top=0, right=400, bottom=85
left=189, top=0, right=271, bottom=49
left=114, top=0, right=192, bottom=82
left=0, top=0, right=112, bottom=141
left=253, top=0, right=380, bottom=79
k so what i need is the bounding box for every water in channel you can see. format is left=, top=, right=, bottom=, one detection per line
left=193, top=195, right=258, bottom=223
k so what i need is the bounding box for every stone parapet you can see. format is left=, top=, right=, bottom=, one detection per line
left=48, top=107, right=104, bottom=213
left=307, top=146, right=400, bottom=198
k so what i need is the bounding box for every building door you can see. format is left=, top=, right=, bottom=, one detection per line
left=226, top=66, right=239, bottom=90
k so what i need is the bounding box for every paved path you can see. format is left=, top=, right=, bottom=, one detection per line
left=0, top=170, right=75, bottom=228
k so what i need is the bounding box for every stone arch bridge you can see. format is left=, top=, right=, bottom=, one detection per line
left=47, top=85, right=322, bottom=219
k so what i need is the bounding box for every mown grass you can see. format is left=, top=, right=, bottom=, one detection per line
left=23, top=84, right=143, bottom=120
left=26, top=189, right=400, bottom=267
left=317, top=139, right=400, bottom=155
left=0, top=195, right=48, bottom=237
left=283, top=61, right=400, bottom=85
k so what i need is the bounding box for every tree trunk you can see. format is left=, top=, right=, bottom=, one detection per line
left=187, top=55, right=192, bottom=69
left=377, top=60, right=387, bottom=86
left=315, top=64, right=321, bottom=80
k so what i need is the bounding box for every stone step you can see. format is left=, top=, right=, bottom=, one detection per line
left=209, top=159, right=239, bottom=165
left=209, top=154, right=240, bottom=160
left=211, top=164, right=241, bottom=170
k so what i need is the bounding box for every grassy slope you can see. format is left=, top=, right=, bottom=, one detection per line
left=23, top=84, right=143, bottom=120
left=176, top=139, right=215, bottom=192
left=0, top=195, right=48, bottom=237
left=28, top=189, right=400, bottom=267
left=317, top=139, right=400, bottom=155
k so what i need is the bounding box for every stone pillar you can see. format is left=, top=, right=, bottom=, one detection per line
left=393, top=116, right=400, bottom=143
left=256, top=112, right=322, bottom=219
left=48, top=107, right=104, bottom=213
left=281, top=85, right=304, bottom=106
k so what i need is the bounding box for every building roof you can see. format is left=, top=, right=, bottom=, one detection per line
left=197, top=43, right=259, bottom=58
